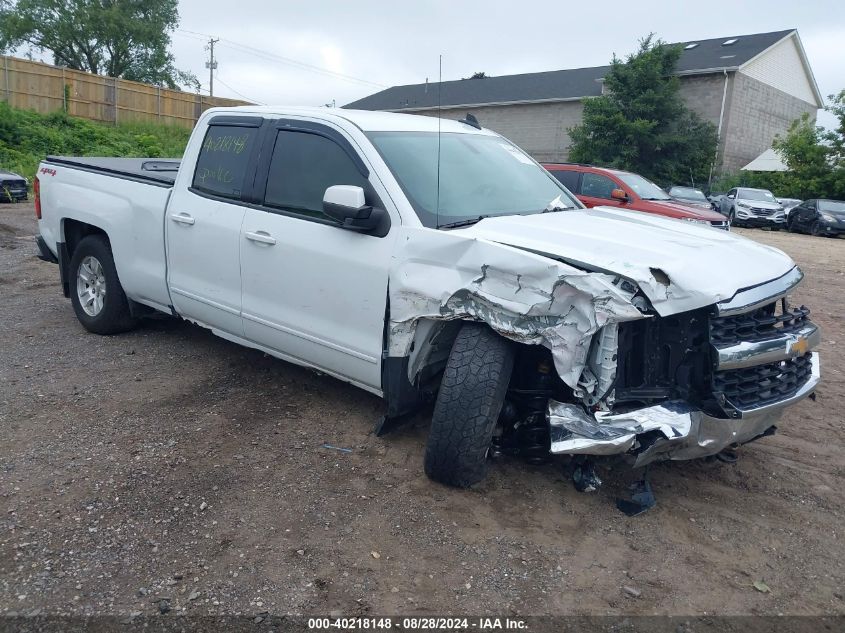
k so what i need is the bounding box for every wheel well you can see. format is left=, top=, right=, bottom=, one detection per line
left=63, top=219, right=109, bottom=258
left=58, top=219, right=110, bottom=298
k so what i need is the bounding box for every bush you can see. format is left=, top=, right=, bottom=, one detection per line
left=0, top=102, right=192, bottom=185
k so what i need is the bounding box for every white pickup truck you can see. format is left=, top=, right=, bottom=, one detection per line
left=35, top=106, right=820, bottom=495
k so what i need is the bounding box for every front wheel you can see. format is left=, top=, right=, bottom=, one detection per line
left=787, top=216, right=797, bottom=232
left=424, top=323, right=515, bottom=487
left=810, top=221, right=823, bottom=237
left=69, top=235, right=137, bottom=334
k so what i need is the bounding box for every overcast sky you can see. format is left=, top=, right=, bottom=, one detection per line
left=172, top=1, right=840, bottom=129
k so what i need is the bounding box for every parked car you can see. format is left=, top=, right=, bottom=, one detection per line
left=667, top=185, right=712, bottom=210
left=719, top=187, right=786, bottom=228
left=708, top=192, right=725, bottom=208
left=35, top=107, right=819, bottom=496
left=0, top=168, right=28, bottom=202
left=778, top=197, right=802, bottom=216
left=787, top=199, right=845, bottom=236
left=543, top=164, right=729, bottom=229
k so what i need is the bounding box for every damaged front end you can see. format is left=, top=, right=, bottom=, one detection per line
left=386, top=226, right=820, bottom=468
left=549, top=267, right=821, bottom=466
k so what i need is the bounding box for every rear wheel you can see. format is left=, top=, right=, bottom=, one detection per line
left=69, top=235, right=137, bottom=334
left=424, top=323, right=515, bottom=487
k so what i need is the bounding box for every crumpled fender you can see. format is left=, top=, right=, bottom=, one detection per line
left=387, top=227, right=644, bottom=388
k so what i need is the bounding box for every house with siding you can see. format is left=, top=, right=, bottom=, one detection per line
left=345, top=30, right=822, bottom=174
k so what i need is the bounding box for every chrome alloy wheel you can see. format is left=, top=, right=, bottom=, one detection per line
left=76, top=255, right=106, bottom=316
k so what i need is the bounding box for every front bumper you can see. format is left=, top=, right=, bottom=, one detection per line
left=734, top=209, right=786, bottom=227
left=0, top=190, right=27, bottom=202
left=548, top=353, right=820, bottom=466
left=818, top=220, right=845, bottom=235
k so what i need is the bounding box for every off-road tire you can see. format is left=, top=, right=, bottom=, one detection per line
left=424, top=323, right=515, bottom=487
left=69, top=235, right=137, bottom=334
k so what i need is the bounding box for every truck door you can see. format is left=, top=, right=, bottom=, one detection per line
left=165, top=116, right=263, bottom=336
left=239, top=120, right=396, bottom=391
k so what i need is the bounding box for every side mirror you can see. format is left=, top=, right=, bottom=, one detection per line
left=611, top=188, right=628, bottom=201
left=727, top=194, right=735, bottom=199
left=323, top=185, right=383, bottom=232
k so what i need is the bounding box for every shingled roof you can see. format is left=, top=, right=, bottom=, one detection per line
left=345, top=29, right=796, bottom=111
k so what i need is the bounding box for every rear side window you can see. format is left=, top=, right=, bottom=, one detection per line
left=581, top=173, right=617, bottom=199
left=550, top=170, right=580, bottom=193
left=263, top=130, right=368, bottom=221
left=192, top=125, right=259, bottom=200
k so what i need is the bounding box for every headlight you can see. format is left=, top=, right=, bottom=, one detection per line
left=821, top=213, right=837, bottom=222
left=736, top=201, right=751, bottom=208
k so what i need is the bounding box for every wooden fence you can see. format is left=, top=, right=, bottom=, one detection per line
left=0, top=55, right=249, bottom=128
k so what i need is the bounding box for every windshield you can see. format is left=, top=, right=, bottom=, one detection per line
left=820, top=200, right=845, bottom=213
left=367, top=131, right=580, bottom=228
left=615, top=172, right=671, bottom=200
left=670, top=187, right=707, bottom=202
left=738, top=189, right=776, bottom=202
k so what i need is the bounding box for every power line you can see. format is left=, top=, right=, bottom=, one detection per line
left=213, top=74, right=265, bottom=105
left=176, top=28, right=385, bottom=89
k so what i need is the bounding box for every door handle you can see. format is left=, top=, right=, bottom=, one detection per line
left=170, top=213, right=195, bottom=225
left=244, top=231, right=276, bottom=245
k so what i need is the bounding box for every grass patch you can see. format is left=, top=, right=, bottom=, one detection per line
left=0, top=102, right=192, bottom=184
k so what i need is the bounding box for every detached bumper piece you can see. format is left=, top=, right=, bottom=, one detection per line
left=549, top=267, right=821, bottom=467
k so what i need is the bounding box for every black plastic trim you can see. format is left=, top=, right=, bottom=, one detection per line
left=42, top=158, right=174, bottom=188
left=381, top=355, right=422, bottom=418
left=35, top=236, right=58, bottom=264
left=57, top=241, right=71, bottom=298
left=208, top=115, right=264, bottom=128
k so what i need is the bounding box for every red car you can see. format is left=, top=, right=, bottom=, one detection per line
left=543, top=163, right=729, bottom=230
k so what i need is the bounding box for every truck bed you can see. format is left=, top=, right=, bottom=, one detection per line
left=44, top=156, right=181, bottom=187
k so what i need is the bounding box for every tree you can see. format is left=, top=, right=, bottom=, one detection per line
left=567, top=35, right=717, bottom=187
left=0, top=0, right=196, bottom=89
left=463, top=71, right=487, bottom=80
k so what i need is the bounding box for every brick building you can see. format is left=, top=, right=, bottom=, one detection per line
left=345, top=30, right=822, bottom=174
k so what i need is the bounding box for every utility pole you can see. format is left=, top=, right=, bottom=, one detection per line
left=205, top=37, right=219, bottom=96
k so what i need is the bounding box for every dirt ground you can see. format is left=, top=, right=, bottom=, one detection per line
left=1, top=201, right=843, bottom=618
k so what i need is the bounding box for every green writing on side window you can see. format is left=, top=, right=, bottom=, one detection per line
left=195, top=165, right=234, bottom=185
left=202, top=133, right=250, bottom=154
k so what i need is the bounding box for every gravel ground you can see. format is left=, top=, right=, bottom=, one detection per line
left=1, top=201, right=843, bottom=617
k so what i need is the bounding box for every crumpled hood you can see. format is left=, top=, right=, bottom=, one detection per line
left=456, top=207, right=796, bottom=315
left=645, top=199, right=723, bottom=220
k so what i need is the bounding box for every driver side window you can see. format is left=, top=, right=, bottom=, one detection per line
left=581, top=173, right=617, bottom=199
left=263, top=130, right=369, bottom=222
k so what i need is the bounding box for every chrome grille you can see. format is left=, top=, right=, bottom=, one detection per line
left=713, top=353, right=813, bottom=410
left=711, top=301, right=811, bottom=346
